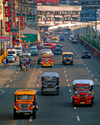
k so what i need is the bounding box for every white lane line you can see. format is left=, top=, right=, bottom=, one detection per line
left=6, top=85, right=9, bottom=87
left=69, top=89, right=71, bottom=92
left=68, top=84, right=70, bottom=86
left=16, top=71, right=18, bottom=73
left=76, top=116, right=80, bottom=121
left=65, top=75, right=67, bottom=77
left=95, top=79, right=97, bottom=81
left=37, top=84, right=39, bottom=87
left=71, top=97, right=72, bottom=100
left=64, top=71, right=66, bottom=73
left=84, top=64, right=86, bottom=66
left=89, top=70, right=91, bottom=73
left=2, top=91, right=5, bottom=94
left=91, top=74, right=94, bottom=77
left=14, top=75, right=15, bottom=77
left=66, top=79, right=68, bottom=82
left=86, top=67, right=88, bottom=69
left=74, top=107, right=77, bottom=110
left=29, top=118, right=32, bottom=122
left=10, top=80, right=12, bottom=82
left=63, top=68, right=65, bottom=69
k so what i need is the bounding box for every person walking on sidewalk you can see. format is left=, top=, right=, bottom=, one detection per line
left=6, top=57, right=9, bottom=67
left=3, top=58, right=6, bottom=67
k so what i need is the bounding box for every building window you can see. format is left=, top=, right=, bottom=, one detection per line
left=46, top=17, right=51, bottom=21
left=46, top=11, right=51, bottom=14
left=55, top=11, right=61, bottom=15
left=64, top=17, right=68, bottom=21
left=55, top=17, right=60, bottom=21
left=65, top=11, right=67, bottom=14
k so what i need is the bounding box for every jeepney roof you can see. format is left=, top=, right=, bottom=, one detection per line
left=14, top=89, right=36, bottom=95
left=72, top=79, right=94, bottom=86
left=62, top=52, right=73, bottom=55
left=42, top=72, right=59, bottom=77
left=19, top=53, right=31, bottom=56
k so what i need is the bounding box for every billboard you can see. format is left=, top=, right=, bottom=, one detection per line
left=35, top=0, right=58, bottom=3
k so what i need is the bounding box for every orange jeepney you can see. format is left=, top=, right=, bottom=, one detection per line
left=41, top=54, right=54, bottom=67
left=13, top=89, right=38, bottom=119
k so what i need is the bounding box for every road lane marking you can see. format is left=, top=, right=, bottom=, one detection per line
left=95, top=79, right=97, bottom=81
left=29, top=118, right=32, bottom=122
left=6, top=85, right=9, bottom=87
left=74, top=107, right=77, bottom=110
left=64, top=71, right=66, bottom=73
left=76, top=116, right=80, bottom=121
left=16, top=71, right=18, bottom=73
left=86, top=67, right=88, bottom=69
left=69, top=89, right=71, bottom=92
left=65, top=75, right=67, bottom=77
left=14, top=75, right=15, bottom=77
left=66, top=79, right=68, bottom=82
left=92, top=74, right=94, bottom=77
left=84, top=64, right=86, bottom=66
left=10, top=80, right=12, bottom=82
left=37, top=84, right=39, bottom=87
left=89, top=70, right=91, bottom=72
left=68, top=84, right=70, bottom=86
left=63, top=68, right=65, bottom=69
left=2, top=91, right=5, bottom=94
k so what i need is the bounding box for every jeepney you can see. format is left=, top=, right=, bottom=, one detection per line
left=41, top=72, right=60, bottom=95
left=53, top=44, right=62, bottom=54
left=41, top=54, right=54, bottom=67
left=62, top=52, right=73, bottom=65
left=13, top=89, right=38, bottom=119
left=72, top=79, right=94, bottom=106
left=19, top=53, right=31, bottom=66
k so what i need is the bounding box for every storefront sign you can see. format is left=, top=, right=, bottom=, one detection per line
left=5, top=7, right=10, bottom=17
left=5, top=22, right=11, bottom=32
left=0, top=36, right=10, bottom=42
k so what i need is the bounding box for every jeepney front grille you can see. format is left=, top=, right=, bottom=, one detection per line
left=21, top=104, right=27, bottom=111
left=80, top=98, right=85, bottom=99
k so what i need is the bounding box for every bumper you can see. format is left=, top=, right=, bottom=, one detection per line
left=16, top=110, right=33, bottom=114
left=42, top=64, right=52, bottom=66
left=73, top=99, right=92, bottom=105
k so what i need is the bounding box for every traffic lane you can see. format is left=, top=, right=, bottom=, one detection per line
left=24, top=87, right=80, bottom=125
left=2, top=54, right=40, bottom=88
left=70, top=37, right=100, bottom=83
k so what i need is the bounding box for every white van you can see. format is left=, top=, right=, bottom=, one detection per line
left=14, top=46, right=22, bottom=55
left=7, top=49, right=17, bottom=60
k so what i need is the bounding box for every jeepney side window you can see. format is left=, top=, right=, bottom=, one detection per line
left=57, top=77, right=59, bottom=85
left=42, top=77, right=44, bottom=81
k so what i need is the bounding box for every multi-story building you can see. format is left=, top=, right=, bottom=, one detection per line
left=37, top=5, right=82, bottom=26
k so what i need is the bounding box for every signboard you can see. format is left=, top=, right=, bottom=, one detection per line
left=5, top=22, right=11, bottom=32
left=5, top=7, right=10, bottom=17
left=97, top=9, right=100, bottom=21
left=0, top=36, right=10, bottom=42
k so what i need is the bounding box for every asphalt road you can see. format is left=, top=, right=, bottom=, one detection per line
left=0, top=28, right=100, bottom=125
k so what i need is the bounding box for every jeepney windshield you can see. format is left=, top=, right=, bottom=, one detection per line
left=17, top=95, right=32, bottom=100
left=75, top=84, right=90, bottom=90
left=44, top=76, right=57, bottom=82
left=63, top=54, right=72, bottom=58
left=42, top=57, right=52, bottom=59
left=75, top=90, right=90, bottom=94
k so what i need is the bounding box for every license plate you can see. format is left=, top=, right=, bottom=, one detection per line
left=80, top=101, right=85, bottom=104
left=48, top=91, right=52, bottom=93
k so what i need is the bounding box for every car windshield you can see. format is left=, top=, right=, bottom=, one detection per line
left=7, top=56, right=14, bottom=58
left=44, top=76, right=57, bottom=82
left=31, top=48, right=37, bottom=50
left=8, top=51, right=15, bottom=54
left=14, top=47, right=21, bottom=50
left=17, top=95, right=32, bottom=100
left=83, top=52, right=89, bottom=54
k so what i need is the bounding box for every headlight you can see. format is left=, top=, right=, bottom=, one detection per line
left=77, top=95, right=80, bottom=97
left=18, top=104, right=21, bottom=107
left=27, top=104, right=31, bottom=107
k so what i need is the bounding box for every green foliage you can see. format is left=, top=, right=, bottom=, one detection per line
left=80, top=36, right=100, bottom=51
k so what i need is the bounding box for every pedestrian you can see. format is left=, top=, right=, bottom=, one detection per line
left=6, top=57, right=9, bottom=67
left=3, top=58, right=6, bottom=67
left=23, top=48, right=25, bottom=53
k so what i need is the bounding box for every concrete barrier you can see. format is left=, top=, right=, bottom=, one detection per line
left=79, top=37, right=100, bottom=60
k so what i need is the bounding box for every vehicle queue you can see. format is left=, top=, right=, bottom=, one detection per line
left=12, top=28, right=94, bottom=120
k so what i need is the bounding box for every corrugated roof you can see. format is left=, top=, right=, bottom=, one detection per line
left=20, top=28, right=39, bottom=35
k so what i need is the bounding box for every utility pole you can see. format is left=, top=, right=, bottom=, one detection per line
left=95, top=7, right=97, bottom=42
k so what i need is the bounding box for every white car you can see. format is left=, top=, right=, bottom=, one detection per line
left=40, top=49, right=53, bottom=56
left=64, top=32, right=68, bottom=35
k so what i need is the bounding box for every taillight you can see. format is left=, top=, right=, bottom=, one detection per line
left=42, top=82, right=44, bottom=85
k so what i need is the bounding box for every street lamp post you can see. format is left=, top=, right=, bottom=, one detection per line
left=95, top=7, right=97, bottom=42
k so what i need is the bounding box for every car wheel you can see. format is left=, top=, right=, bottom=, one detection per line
left=13, top=108, right=18, bottom=119
left=33, top=108, right=36, bottom=119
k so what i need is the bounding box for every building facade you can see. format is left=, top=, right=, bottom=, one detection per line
left=37, top=5, right=82, bottom=26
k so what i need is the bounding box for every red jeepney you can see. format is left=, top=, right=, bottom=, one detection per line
left=41, top=54, right=54, bottom=67
left=44, top=43, right=56, bottom=51
left=72, top=79, right=94, bottom=106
